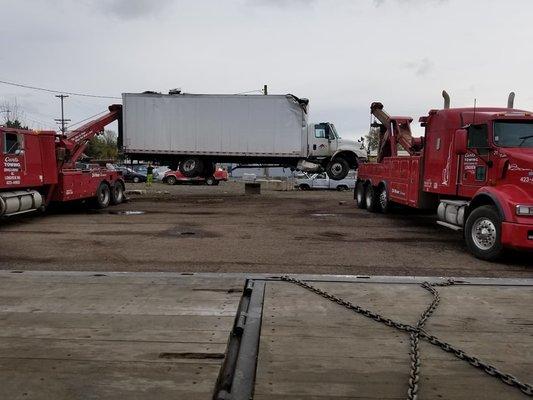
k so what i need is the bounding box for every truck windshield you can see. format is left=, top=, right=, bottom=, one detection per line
left=493, top=121, right=533, bottom=147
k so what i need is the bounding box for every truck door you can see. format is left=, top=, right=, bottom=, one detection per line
left=308, top=123, right=331, bottom=157
left=458, top=124, right=490, bottom=197
left=313, top=173, right=329, bottom=189
left=1, top=131, right=25, bottom=187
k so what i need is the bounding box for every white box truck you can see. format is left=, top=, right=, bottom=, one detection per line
left=121, top=92, right=366, bottom=180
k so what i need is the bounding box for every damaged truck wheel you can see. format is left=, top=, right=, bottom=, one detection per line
left=326, top=157, right=349, bottom=180
left=179, top=157, right=204, bottom=178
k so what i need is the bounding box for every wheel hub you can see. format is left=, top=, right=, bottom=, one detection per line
left=331, top=163, right=342, bottom=175
left=380, top=191, right=387, bottom=208
left=183, top=160, right=196, bottom=172
left=472, top=218, right=497, bottom=251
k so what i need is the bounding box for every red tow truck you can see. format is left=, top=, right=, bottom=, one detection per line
left=0, top=105, right=125, bottom=217
left=356, top=92, right=533, bottom=260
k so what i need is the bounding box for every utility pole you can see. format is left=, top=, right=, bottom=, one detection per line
left=54, top=94, right=70, bottom=135
left=262, top=85, right=270, bottom=178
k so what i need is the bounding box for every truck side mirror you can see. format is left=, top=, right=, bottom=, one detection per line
left=455, top=129, right=467, bottom=155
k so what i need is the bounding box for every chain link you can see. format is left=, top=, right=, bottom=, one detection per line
left=280, top=276, right=533, bottom=398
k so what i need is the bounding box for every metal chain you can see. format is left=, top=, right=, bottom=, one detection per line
left=280, top=276, right=533, bottom=398
left=406, top=279, right=456, bottom=399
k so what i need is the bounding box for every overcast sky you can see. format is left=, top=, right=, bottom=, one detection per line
left=1, top=0, right=532, bottom=138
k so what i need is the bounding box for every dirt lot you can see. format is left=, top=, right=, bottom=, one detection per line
left=0, top=181, right=531, bottom=277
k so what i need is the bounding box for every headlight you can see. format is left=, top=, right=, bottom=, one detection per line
left=516, top=205, right=533, bottom=216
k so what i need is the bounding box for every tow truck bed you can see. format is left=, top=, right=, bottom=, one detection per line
left=0, top=271, right=531, bottom=399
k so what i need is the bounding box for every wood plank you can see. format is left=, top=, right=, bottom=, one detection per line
left=0, top=273, right=242, bottom=400
left=0, top=358, right=218, bottom=400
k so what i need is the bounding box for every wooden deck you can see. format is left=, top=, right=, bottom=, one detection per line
left=254, top=280, right=533, bottom=399
left=0, top=271, right=243, bottom=400
left=0, top=272, right=531, bottom=399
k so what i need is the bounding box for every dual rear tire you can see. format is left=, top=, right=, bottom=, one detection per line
left=355, top=182, right=389, bottom=213
left=93, top=181, right=125, bottom=209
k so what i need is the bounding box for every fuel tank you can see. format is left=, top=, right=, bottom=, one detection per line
left=0, top=190, right=43, bottom=217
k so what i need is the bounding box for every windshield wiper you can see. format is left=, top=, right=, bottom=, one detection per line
left=519, top=135, right=533, bottom=147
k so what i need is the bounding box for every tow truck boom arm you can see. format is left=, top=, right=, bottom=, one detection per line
left=60, top=104, right=122, bottom=168
left=371, top=102, right=422, bottom=162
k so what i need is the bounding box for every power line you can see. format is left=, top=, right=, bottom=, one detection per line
left=0, top=79, right=121, bottom=99
left=68, top=110, right=108, bottom=129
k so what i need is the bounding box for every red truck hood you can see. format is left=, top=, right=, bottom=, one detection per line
left=498, top=147, right=533, bottom=170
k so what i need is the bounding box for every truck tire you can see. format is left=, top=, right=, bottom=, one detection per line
left=93, top=182, right=111, bottom=209
left=326, top=157, right=349, bottom=181
left=365, top=185, right=379, bottom=212
left=464, top=205, right=504, bottom=261
left=378, top=185, right=390, bottom=213
left=111, top=181, right=125, bottom=205
left=299, top=184, right=310, bottom=190
left=355, top=182, right=366, bottom=209
left=166, top=175, right=177, bottom=185
left=205, top=176, right=216, bottom=186
left=133, top=176, right=140, bottom=183
left=336, top=185, right=349, bottom=191
left=179, top=157, right=204, bottom=178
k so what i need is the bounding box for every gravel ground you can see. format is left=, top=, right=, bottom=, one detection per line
left=0, top=181, right=531, bottom=277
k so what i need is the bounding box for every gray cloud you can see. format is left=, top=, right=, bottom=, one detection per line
left=97, top=0, right=175, bottom=19
left=405, top=57, right=434, bottom=77
left=247, top=0, right=317, bottom=7
left=373, top=0, right=448, bottom=6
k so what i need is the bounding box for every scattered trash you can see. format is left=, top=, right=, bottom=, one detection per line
left=125, top=189, right=146, bottom=195
left=108, top=210, right=146, bottom=215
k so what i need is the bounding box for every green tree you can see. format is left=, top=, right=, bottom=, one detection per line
left=86, top=130, right=119, bottom=160
left=5, top=119, right=29, bottom=130
left=1, top=100, right=29, bottom=130
left=365, top=126, right=381, bottom=153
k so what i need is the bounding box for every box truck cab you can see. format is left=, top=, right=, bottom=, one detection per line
left=306, top=122, right=363, bottom=178
left=120, top=93, right=366, bottom=181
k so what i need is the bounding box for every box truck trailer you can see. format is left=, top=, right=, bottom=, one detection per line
left=120, top=92, right=366, bottom=180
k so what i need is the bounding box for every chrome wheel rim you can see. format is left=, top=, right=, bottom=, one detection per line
left=379, top=190, right=387, bottom=209
left=357, top=189, right=363, bottom=204
left=114, top=186, right=123, bottom=202
left=182, top=160, right=196, bottom=173
left=330, top=163, right=343, bottom=176
left=365, top=189, right=372, bottom=206
left=472, top=217, right=497, bottom=250
left=99, top=188, right=109, bottom=205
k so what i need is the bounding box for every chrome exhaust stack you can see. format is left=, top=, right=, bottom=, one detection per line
left=507, top=92, right=515, bottom=108
left=442, top=90, right=450, bottom=109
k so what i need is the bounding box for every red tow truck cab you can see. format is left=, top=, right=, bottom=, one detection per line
left=0, top=105, right=125, bottom=217
left=163, top=167, right=228, bottom=186
left=356, top=92, right=533, bottom=260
